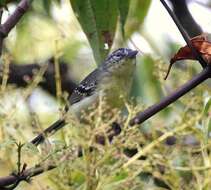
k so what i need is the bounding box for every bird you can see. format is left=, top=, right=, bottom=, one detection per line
left=70, top=48, right=138, bottom=114
left=31, top=48, right=138, bottom=145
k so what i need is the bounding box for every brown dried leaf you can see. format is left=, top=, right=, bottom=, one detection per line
left=165, top=34, right=211, bottom=80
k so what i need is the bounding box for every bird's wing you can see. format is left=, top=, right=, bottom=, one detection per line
left=69, top=69, right=100, bottom=105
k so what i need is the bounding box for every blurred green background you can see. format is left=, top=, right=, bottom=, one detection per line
left=0, top=0, right=211, bottom=189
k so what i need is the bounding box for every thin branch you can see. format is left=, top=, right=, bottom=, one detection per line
left=0, top=59, right=77, bottom=97
left=30, top=119, right=66, bottom=146
left=168, top=0, right=202, bottom=37
left=0, top=164, right=56, bottom=188
left=0, top=0, right=33, bottom=55
left=0, top=0, right=70, bottom=187
left=0, top=121, right=122, bottom=188
left=128, top=0, right=211, bottom=125
left=130, top=66, right=211, bottom=125
left=160, top=0, right=207, bottom=68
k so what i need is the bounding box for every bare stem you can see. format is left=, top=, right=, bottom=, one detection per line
left=160, top=0, right=207, bottom=68
left=0, top=164, right=56, bottom=188
left=0, top=0, right=32, bottom=55
left=130, top=66, right=211, bottom=125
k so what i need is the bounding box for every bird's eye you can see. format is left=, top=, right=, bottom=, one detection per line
left=115, top=54, right=122, bottom=58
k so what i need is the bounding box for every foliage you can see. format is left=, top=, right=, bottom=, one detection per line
left=0, top=0, right=211, bottom=190
left=70, top=0, right=119, bottom=65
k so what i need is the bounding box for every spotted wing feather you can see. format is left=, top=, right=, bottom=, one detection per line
left=69, top=69, right=100, bottom=105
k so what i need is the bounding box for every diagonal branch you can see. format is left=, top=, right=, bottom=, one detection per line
left=0, top=59, right=77, bottom=97
left=19, top=0, right=211, bottom=158
left=0, top=0, right=33, bottom=55
left=130, top=66, right=211, bottom=125
left=129, top=0, right=211, bottom=125
left=160, top=0, right=207, bottom=68
left=168, top=0, right=202, bottom=37
left=30, top=119, right=66, bottom=146
left=0, top=164, right=56, bottom=189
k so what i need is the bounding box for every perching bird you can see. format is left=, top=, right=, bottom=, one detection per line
left=31, top=48, right=138, bottom=145
left=70, top=48, right=138, bottom=114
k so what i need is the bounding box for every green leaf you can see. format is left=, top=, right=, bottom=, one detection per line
left=0, top=0, right=6, bottom=7
left=41, top=0, right=61, bottom=16
left=70, top=0, right=118, bottom=65
left=207, top=119, right=211, bottom=138
left=202, top=97, right=211, bottom=140
left=0, top=0, right=10, bottom=8
left=118, top=0, right=130, bottom=38
left=114, top=169, right=128, bottom=181
left=203, top=97, right=211, bottom=117
left=125, top=0, right=151, bottom=37
left=42, top=0, right=51, bottom=15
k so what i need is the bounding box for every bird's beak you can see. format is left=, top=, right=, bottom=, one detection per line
left=127, top=50, right=138, bottom=59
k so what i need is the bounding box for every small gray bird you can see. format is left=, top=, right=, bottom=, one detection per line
left=70, top=48, right=138, bottom=114
left=31, top=48, right=138, bottom=145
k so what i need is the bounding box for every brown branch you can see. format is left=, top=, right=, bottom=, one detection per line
left=130, top=66, right=211, bottom=125
left=0, top=0, right=75, bottom=189
left=0, top=0, right=32, bottom=55
left=128, top=0, right=210, bottom=125
left=0, top=58, right=77, bottom=97
left=0, top=121, right=121, bottom=189
left=161, top=0, right=206, bottom=68
left=0, top=164, right=56, bottom=189
left=168, top=0, right=202, bottom=37
left=0, top=1, right=77, bottom=97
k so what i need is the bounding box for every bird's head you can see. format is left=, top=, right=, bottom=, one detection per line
left=101, top=48, right=138, bottom=74
left=96, top=48, right=138, bottom=108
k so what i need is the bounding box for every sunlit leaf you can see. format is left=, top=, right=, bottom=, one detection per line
left=203, top=97, right=211, bottom=116
left=70, top=0, right=118, bottom=65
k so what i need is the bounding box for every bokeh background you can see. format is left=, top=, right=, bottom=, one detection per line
left=0, top=0, right=211, bottom=189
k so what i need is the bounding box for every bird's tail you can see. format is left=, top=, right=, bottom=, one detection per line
left=30, top=119, right=66, bottom=146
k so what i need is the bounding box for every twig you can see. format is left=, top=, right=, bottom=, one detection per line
left=0, top=1, right=59, bottom=188
left=124, top=118, right=197, bottom=168
left=16, top=143, right=24, bottom=175
left=168, top=0, right=202, bottom=37
left=128, top=0, right=211, bottom=125
left=171, top=165, right=211, bottom=171
left=30, top=119, right=66, bottom=146
left=160, top=0, right=207, bottom=68
left=130, top=66, right=211, bottom=125
left=0, top=60, right=77, bottom=96
left=0, top=0, right=32, bottom=55
left=0, top=164, right=56, bottom=188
